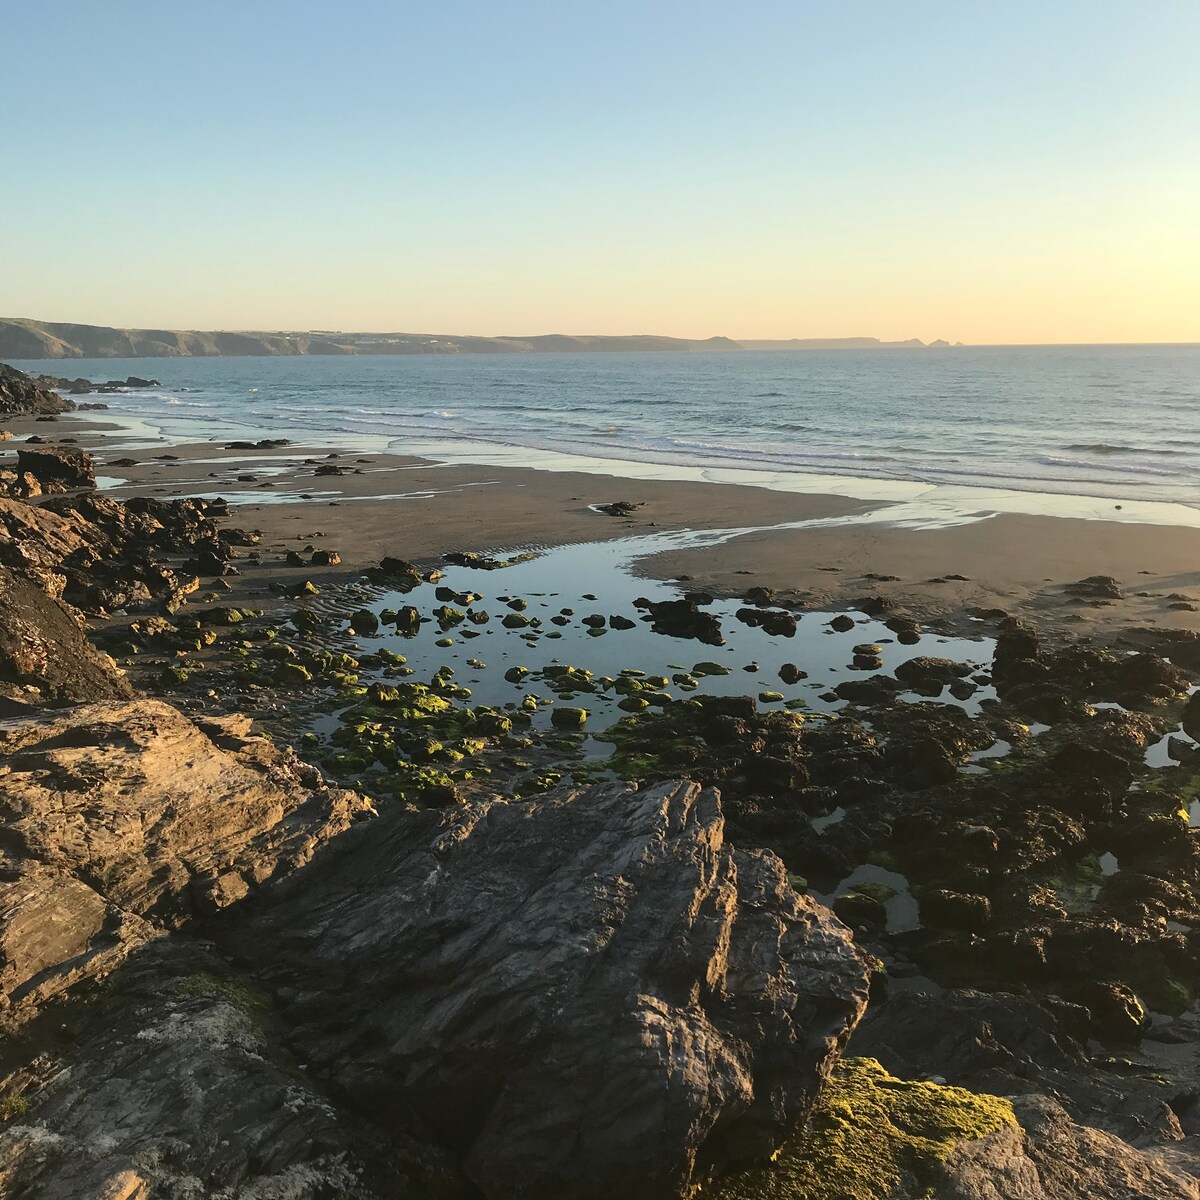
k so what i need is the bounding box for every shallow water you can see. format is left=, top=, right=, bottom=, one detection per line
left=349, top=527, right=994, bottom=745
left=16, top=345, right=1200, bottom=517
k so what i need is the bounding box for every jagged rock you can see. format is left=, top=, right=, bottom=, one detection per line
left=0, top=699, right=372, bottom=941
left=15, top=446, right=95, bottom=492
left=0, top=941, right=459, bottom=1200
left=0, top=363, right=75, bottom=415
left=0, top=565, right=132, bottom=709
left=231, top=779, right=871, bottom=1200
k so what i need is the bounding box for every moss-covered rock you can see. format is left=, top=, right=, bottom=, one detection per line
left=712, top=1057, right=1015, bottom=1200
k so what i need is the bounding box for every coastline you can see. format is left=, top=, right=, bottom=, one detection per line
left=8, top=404, right=1200, bottom=639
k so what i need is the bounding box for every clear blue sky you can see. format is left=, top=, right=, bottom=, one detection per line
left=4, top=1, right=1197, bottom=342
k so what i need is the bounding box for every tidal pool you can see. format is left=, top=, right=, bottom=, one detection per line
left=348, top=526, right=995, bottom=747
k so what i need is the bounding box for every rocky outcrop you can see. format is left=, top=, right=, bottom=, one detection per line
left=0, top=941, right=460, bottom=1200
left=231, top=779, right=871, bottom=1200
left=0, top=565, right=132, bottom=710
left=0, top=698, right=419, bottom=1199
left=16, top=445, right=95, bottom=492
left=0, top=700, right=372, bottom=950
left=0, top=363, right=74, bottom=415
left=0, top=490, right=255, bottom=615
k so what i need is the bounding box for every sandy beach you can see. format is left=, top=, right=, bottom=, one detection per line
left=7, top=409, right=1199, bottom=641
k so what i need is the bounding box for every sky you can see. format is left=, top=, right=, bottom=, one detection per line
left=3, top=1, right=1198, bottom=344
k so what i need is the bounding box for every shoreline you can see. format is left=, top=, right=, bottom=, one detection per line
left=6, top=406, right=1200, bottom=639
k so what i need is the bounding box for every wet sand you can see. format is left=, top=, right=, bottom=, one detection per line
left=6, top=410, right=1200, bottom=639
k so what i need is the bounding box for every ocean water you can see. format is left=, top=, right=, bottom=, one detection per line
left=14, top=344, right=1200, bottom=510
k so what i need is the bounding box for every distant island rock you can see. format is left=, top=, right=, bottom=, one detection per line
left=0, top=318, right=956, bottom=359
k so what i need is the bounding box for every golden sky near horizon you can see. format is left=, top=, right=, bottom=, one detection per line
left=4, top=3, right=1198, bottom=345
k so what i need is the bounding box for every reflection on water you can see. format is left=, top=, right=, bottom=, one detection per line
left=350, top=526, right=995, bottom=745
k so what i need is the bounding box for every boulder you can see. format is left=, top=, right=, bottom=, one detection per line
left=0, top=363, right=75, bottom=415
left=231, top=779, right=871, bottom=1200
left=0, top=565, right=132, bottom=709
left=643, top=597, right=725, bottom=645
left=15, top=445, right=96, bottom=491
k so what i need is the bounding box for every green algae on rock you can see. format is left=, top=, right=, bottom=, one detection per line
left=710, top=1057, right=1015, bottom=1200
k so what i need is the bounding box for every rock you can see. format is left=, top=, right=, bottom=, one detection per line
left=894, top=656, right=972, bottom=690
left=1183, top=691, right=1200, bottom=742
left=15, top=445, right=96, bottom=492
left=829, top=614, right=856, bottom=632
left=714, top=1053, right=1198, bottom=1200
left=310, top=548, right=341, bottom=565
left=550, top=705, right=588, bottom=728
left=736, top=607, right=798, bottom=637
left=922, top=889, right=993, bottom=932
left=596, top=500, right=643, bottom=516
left=0, top=699, right=372, bottom=942
left=0, top=939, right=455, bottom=1200
left=0, top=565, right=132, bottom=709
left=0, top=363, right=75, bottom=415
left=644, top=597, right=725, bottom=645
left=231, top=780, right=871, bottom=1200
left=1065, top=575, right=1123, bottom=600
left=350, top=608, right=381, bottom=635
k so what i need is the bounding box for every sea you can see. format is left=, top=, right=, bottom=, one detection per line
left=13, top=344, right=1200, bottom=522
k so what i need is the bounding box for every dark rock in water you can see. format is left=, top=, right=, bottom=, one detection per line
left=16, top=444, right=96, bottom=491
left=644, top=597, right=725, bottom=644
left=736, top=606, right=798, bottom=637
left=350, top=608, right=381, bottom=635
left=829, top=614, right=856, bottom=632
left=231, top=779, right=871, bottom=1200
left=834, top=675, right=902, bottom=706
left=1182, top=691, right=1200, bottom=742
left=314, top=463, right=344, bottom=476
left=779, top=662, right=807, bottom=684
left=610, top=614, right=636, bottom=630
left=0, top=565, right=133, bottom=709
left=894, top=656, right=972, bottom=690
left=596, top=500, right=644, bottom=516
left=0, top=362, right=76, bottom=414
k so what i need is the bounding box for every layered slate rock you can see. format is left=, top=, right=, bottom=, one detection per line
left=0, top=564, right=133, bottom=710
left=0, top=700, right=372, bottom=960
left=0, top=701, right=413, bottom=1199
left=0, top=363, right=74, bottom=415
left=0, top=942, right=460, bottom=1200
left=233, top=779, right=871, bottom=1200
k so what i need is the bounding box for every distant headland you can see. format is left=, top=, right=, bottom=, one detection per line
left=0, top=317, right=958, bottom=359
